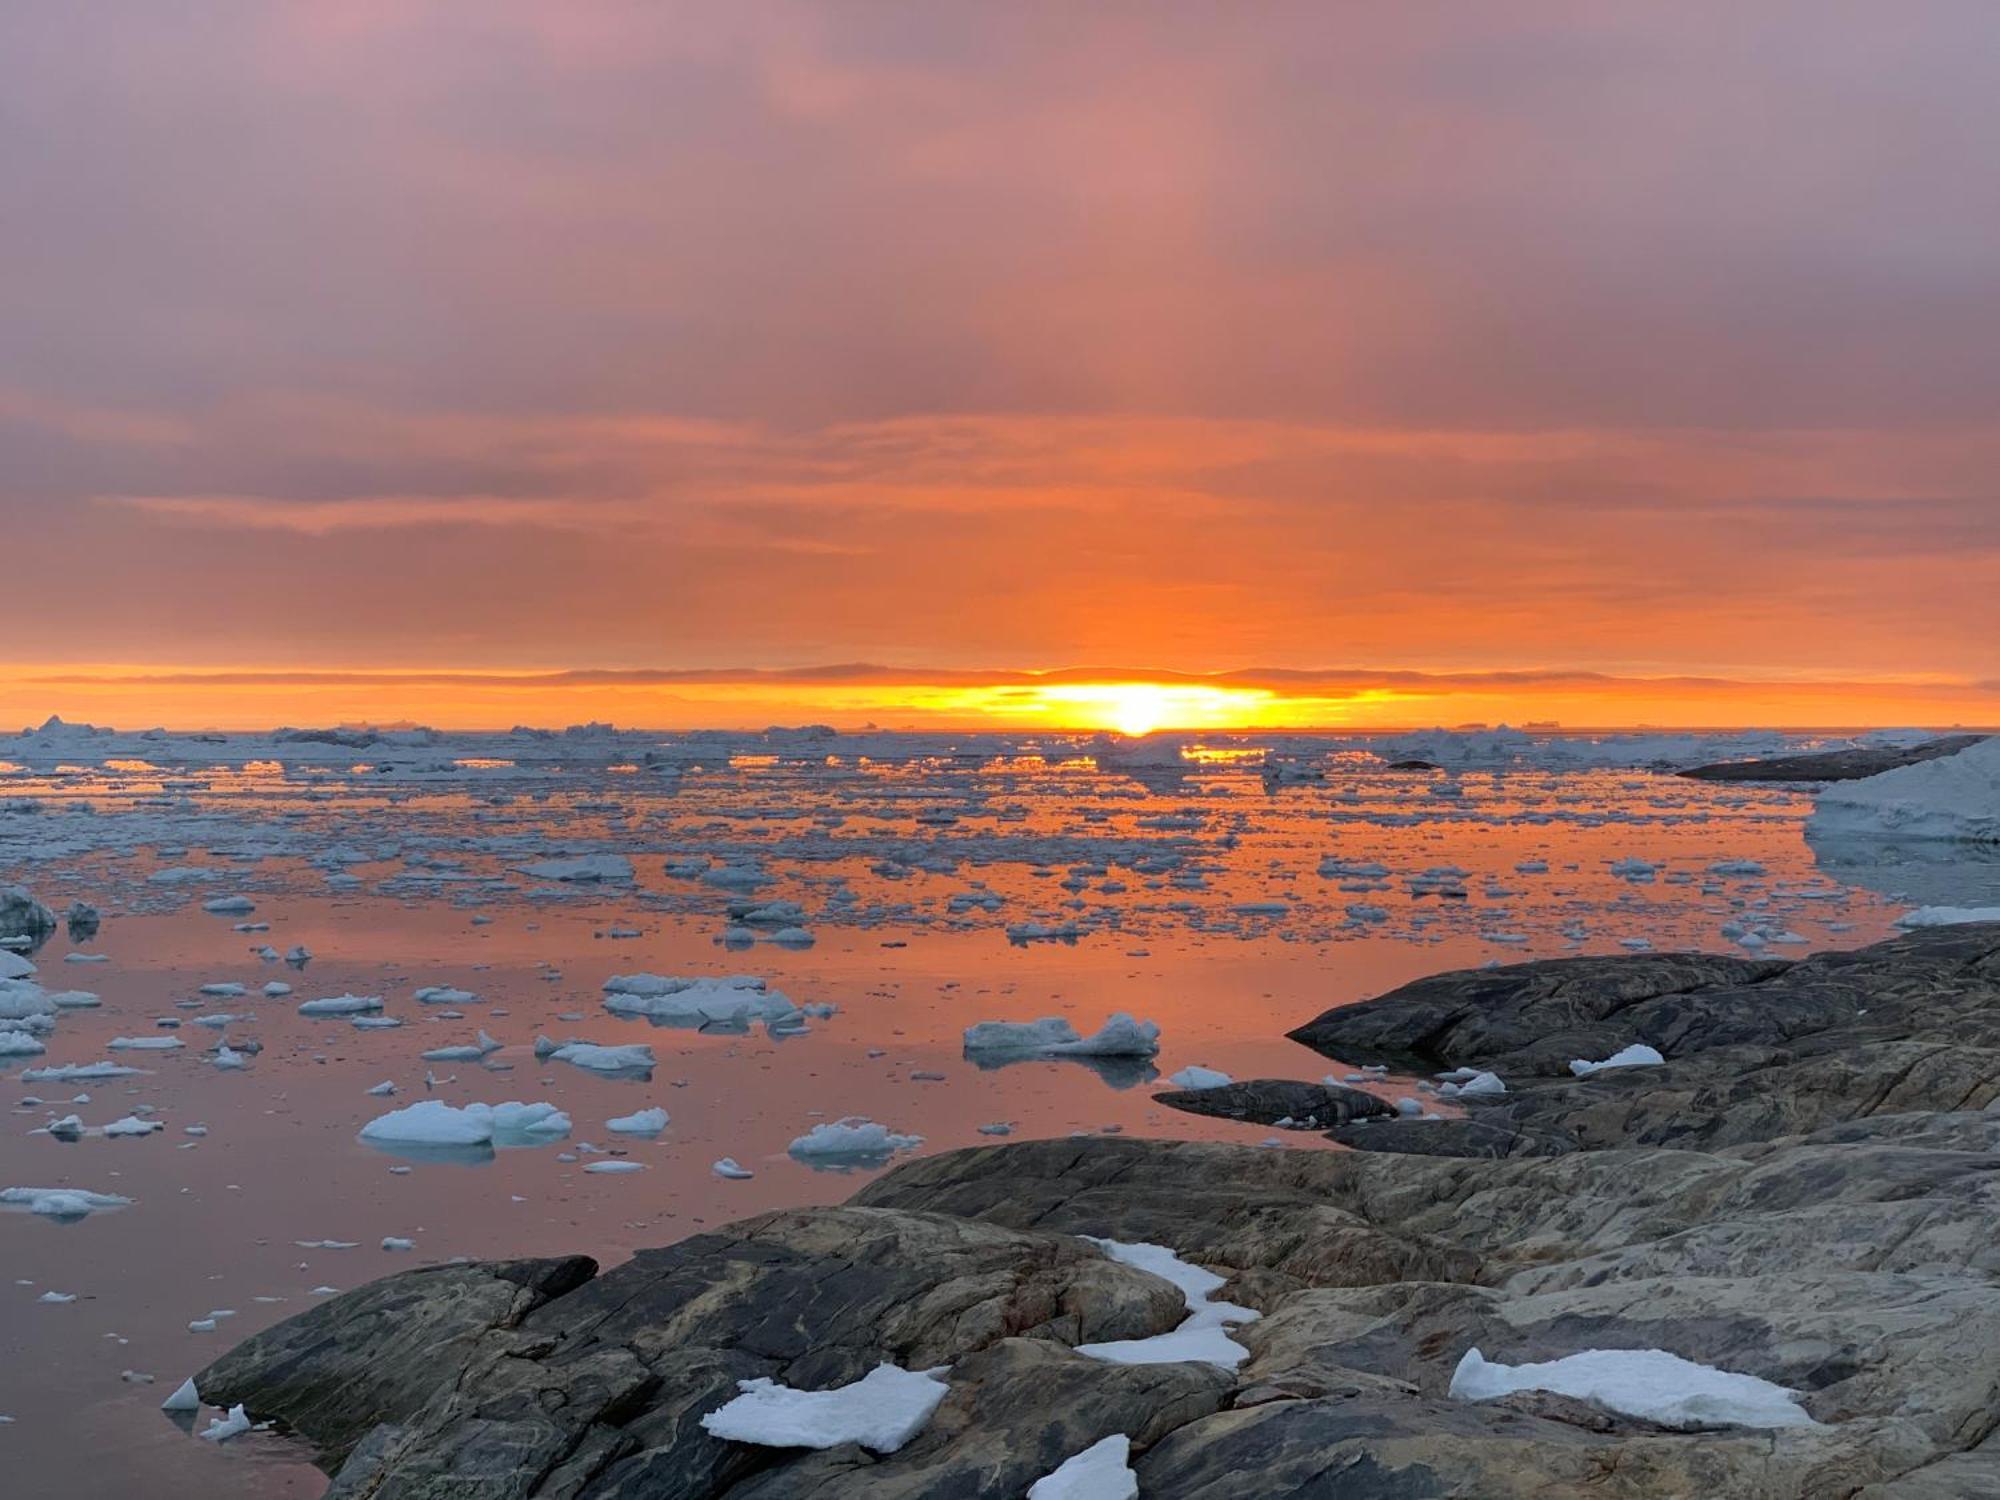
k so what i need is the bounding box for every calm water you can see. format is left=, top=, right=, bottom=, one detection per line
left=0, top=740, right=1910, bottom=1497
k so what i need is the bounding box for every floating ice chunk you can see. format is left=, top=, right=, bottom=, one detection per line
left=1438, top=1070, right=1506, bottom=1099
left=1809, top=735, right=2000, bottom=844
left=299, top=993, right=382, bottom=1016
left=197, top=983, right=247, bottom=998
left=381, top=1237, right=414, bottom=1251
left=699, top=1364, right=949, bottom=1453
left=1570, top=1044, right=1666, bottom=1077
left=160, top=1377, right=200, bottom=1412
left=1028, top=1435, right=1137, bottom=1499
left=39, top=1291, right=76, bottom=1303
left=45, top=1114, right=84, bottom=1139
left=212, top=1045, right=248, bottom=1070
left=767, top=926, right=815, bottom=947
left=1450, top=1347, right=1817, bottom=1428
left=103, top=1115, right=163, bottom=1137
left=107, top=1035, right=182, bottom=1051
left=602, top=974, right=800, bottom=1029
left=0, top=1030, right=46, bottom=1057
left=420, top=1031, right=502, bottom=1062
left=0, top=952, right=36, bottom=982
left=515, top=855, right=634, bottom=882
left=962, top=1014, right=1161, bottom=1059
left=1895, top=905, right=2000, bottom=929
left=713, top=1157, right=754, bottom=1179
left=548, top=1042, right=655, bottom=1073
left=414, top=986, right=479, bottom=1005
left=787, top=1117, right=922, bottom=1165
left=1, top=1186, right=132, bottom=1218
left=199, top=1404, right=253, bottom=1441
left=366, top=1081, right=397, bottom=1097
left=262, top=981, right=293, bottom=997
left=1708, top=859, right=1767, bottom=876
left=22, top=1062, right=144, bottom=1082
left=358, top=1100, right=571, bottom=1149
left=201, top=896, right=256, bottom=915
left=1074, top=1237, right=1257, bottom=1370
left=1165, top=1065, right=1232, bottom=1090
left=606, top=1107, right=669, bottom=1134
left=585, top=1160, right=645, bottom=1174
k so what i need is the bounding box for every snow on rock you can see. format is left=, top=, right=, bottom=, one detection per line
left=1028, top=1434, right=1138, bottom=1500
left=606, top=1107, right=669, bottom=1134
left=786, top=1117, right=923, bottom=1164
left=515, top=854, right=634, bottom=882
left=699, top=1363, right=950, bottom=1454
left=962, top=1014, right=1161, bottom=1059
left=1, top=1186, right=133, bottom=1218
left=1570, top=1044, right=1666, bottom=1078
left=358, top=1100, right=571, bottom=1150
left=601, top=974, right=800, bottom=1029
left=1449, top=1346, right=1818, bottom=1429
left=1165, top=1065, right=1232, bottom=1090
left=1073, top=1238, right=1258, bottom=1370
left=1809, top=734, right=2000, bottom=844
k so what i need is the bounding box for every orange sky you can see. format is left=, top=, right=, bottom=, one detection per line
left=2, top=4, right=1996, bottom=731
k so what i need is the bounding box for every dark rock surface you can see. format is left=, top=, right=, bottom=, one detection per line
left=198, top=927, right=2000, bottom=1497
left=1680, top=733, right=1986, bottom=782
left=1153, top=1078, right=1394, bottom=1129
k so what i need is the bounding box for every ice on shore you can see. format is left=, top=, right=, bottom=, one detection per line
left=1450, top=1346, right=1817, bottom=1428
left=1809, top=735, right=2000, bottom=844
left=199, top=1404, right=254, bottom=1441
left=1895, top=905, right=2000, bottom=929
left=1074, top=1238, right=1258, bottom=1370
left=787, top=1117, right=922, bottom=1165
left=1028, top=1434, right=1137, bottom=1499
left=699, top=1363, right=949, bottom=1453
left=1570, top=1044, right=1666, bottom=1077
left=962, top=1014, right=1161, bottom=1059
left=358, top=1100, right=571, bottom=1150
left=1166, top=1065, right=1232, bottom=1090
left=160, top=1377, right=200, bottom=1412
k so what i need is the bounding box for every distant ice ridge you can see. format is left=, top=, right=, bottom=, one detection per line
left=1895, top=905, right=2000, bottom=928
left=358, top=1100, right=572, bottom=1149
left=1809, top=735, right=2000, bottom=844
left=602, top=974, right=800, bottom=1029
left=1450, top=1347, right=1817, bottom=1429
left=1074, top=1238, right=1258, bottom=1369
left=962, top=1014, right=1161, bottom=1059
left=699, top=1363, right=949, bottom=1453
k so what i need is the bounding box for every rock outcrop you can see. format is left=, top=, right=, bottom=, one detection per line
left=197, top=926, right=2000, bottom=1497
left=1679, top=734, right=1985, bottom=782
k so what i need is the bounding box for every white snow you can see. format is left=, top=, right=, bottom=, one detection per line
left=1028, top=1434, right=1137, bottom=1500
left=1570, top=1044, right=1666, bottom=1077
left=199, top=1404, right=254, bottom=1441
left=1074, top=1238, right=1258, bottom=1370
left=699, top=1363, right=949, bottom=1453
left=1166, top=1065, right=1232, bottom=1090
left=961, top=1013, right=1160, bottom=1059
left=606, top=1107, right=669, bottom=1134
left=1449, top=1346, right=1818, bottom=1429
left=1809, top=735, right=2000, bottom=844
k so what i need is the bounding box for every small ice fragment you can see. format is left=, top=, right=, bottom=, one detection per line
left=713, top=1157, right=754, bottom=1179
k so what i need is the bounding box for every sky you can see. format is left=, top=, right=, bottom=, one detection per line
left=2, top=2, right=1997, bottom=731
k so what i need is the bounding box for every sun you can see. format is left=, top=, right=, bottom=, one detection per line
left=997, top=682, right=1280, bottom=735
left=1094, top=683, right=1177, bottom=737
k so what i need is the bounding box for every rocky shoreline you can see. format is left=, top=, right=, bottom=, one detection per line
left=1678, top=734, right=1987, bottom=783
left=196, top=924, right=2000, bottom=1497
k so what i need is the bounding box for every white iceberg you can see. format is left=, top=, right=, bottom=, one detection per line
left=606, top=1107, right=670, bottom=1135
left=358, top=1100, right=571, bottom=1150
left=516, top=854, right=634, bottom=882
left=547, top=1041, right=656, bottom=1073
left=1166, top=1065, right=1232, bottom=1090
left=786, top=1117, right=922, bottom=1164
left=1, top=1186, right=133, bottom=1218
left=601, top=974, right=800, bottom=1029
left=962, top=1014, right=1160, bottom=1059
left=1809, top=735, right=2000, bottom=844
left=1894, top=905, right=2000, bottom=929
left=299, top=993, right=383, bottom=1016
